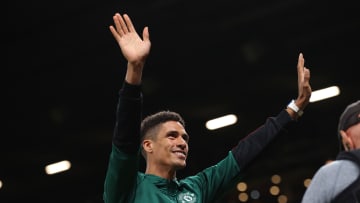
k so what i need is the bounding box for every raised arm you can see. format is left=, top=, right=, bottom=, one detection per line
left=286, top=53, right=312, bottom=119
left=109, top=13, right=151, bottom=85
left=104, top=13, right=151, bottom=203
left=231, top=53, right=312, bottom=168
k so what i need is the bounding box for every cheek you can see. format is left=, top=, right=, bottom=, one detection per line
left=160, top=140, right=175, bottom=150
left=350, top=124, right=360, bottom=136
left=347, top=125, right=360, bottom=144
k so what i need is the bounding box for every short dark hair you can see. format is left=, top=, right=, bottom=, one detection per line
left=140, top=110, right=185, bottom=141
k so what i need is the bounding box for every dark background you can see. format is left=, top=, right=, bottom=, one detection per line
left=5, top=0, right=359, bottom=202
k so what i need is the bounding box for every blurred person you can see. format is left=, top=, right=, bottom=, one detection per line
left=103, top=12, right=312, bottom=203
left=301, top=100, right=360, bottom=203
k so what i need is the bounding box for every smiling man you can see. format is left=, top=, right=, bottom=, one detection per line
left=103, top=12, right=312, bottom=203
left=141, top=111, right=189, bottom=175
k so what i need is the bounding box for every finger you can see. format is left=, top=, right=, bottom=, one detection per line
left=304, top=67, right=310, bottom=81
left=304, top=68, right=311, bottom=90
left=303, top=67, right=312, bottom=96
left=113, top=14, right=125, bottom=36
left=297, top=53, right=304, bottom=72
left=109, top=25, right=121, bottom=41
left=123, top=14, right=136, bottom=33
left=297, top=53, right=305, bottom=82
left=142, top=26, right=150, bottom=42
left=118, top=13, right=130, bottom=33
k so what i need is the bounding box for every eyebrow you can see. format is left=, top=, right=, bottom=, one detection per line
left=166, top=130, right=189, bottom=141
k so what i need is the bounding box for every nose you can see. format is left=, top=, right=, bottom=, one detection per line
left=177, top=137, right=187, bottom=149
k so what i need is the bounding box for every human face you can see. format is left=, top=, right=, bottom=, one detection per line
left=152, top=121, right=189, bottom=170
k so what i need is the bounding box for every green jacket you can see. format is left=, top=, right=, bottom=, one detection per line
left=104, top=145, right=240, bottom=203
left=103, top=82, right=293, bottom=203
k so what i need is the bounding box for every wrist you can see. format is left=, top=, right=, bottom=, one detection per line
left=287, top=99, right=304, bottom=117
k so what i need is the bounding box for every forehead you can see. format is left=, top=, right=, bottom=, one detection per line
left=159, top=121, right=187, bottom=133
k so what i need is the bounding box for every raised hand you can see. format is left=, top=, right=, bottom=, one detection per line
left=110, top=13, right=151, bottom=85
left=110, top=13, right=151, bottom=65
left=295, top=53, right=312, bottom=110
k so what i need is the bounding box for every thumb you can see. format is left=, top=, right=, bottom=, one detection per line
left=142, top=26, right=150, bottom=42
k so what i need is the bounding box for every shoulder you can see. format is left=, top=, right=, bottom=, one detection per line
left=315, top=159, right=357, bottom=175
left=302, top=159, right=359, bottom=203
left=326, top=159, right=359, bottom=172
left=315, top=160, right=343, bottom=175
left=311, top=159, right=359, bottom=188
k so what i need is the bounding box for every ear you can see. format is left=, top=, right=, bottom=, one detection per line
left=340, top=130, right=353, bottom=151
left=142, top=139, right=153, bottom=153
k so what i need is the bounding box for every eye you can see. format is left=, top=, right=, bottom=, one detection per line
left=166, top=132, right=177, bottom=139
left=182, top=134, right=189, bottom=142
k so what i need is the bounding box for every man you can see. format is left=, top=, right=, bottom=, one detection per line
left=301, top=101, right=360, bottom=203
left=103, top=12, right=312, bottom=203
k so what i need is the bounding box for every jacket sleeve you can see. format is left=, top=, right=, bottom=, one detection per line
left=112, top=81, right=142, bottom=153
left=231, top=109, right=294, bottom=168
left=103, top=81, right=142, bottom=203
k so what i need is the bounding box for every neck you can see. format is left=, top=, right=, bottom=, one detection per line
left=145, top=163, right=177, bottom=180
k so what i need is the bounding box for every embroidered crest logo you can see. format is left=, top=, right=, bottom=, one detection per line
left=177, top=192, right=196, bottom=203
